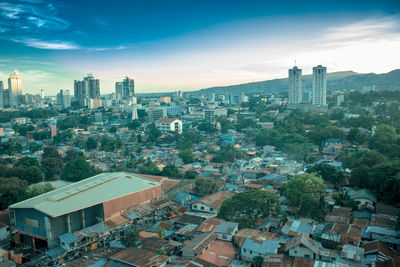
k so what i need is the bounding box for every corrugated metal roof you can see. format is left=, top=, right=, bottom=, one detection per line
left=242, top=238, right=280, bottom=254
left=9, top=172, right=162, bottom=218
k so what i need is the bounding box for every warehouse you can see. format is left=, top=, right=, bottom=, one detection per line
left=9, top=172, right=163, bottom=248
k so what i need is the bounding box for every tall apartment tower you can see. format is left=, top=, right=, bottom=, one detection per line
left=122, top=77, right=134, bottom=98
left=0, top=81, right=4, bottom=107
left=8, top=70, right=22, bottom=106
left=312, top=65, right=327, bottom=106
left=288, top=66, right=302, bottom=104
left=74, top=74, right=100, bottom=107
left=57, top=89, right=71, bottom=109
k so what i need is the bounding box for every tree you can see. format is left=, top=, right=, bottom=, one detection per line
left=194, top=177, right=218, bottom=196
left=43, top=146, right=60, bottom=159
left=284, top=173, right=326, bottom=220
left=179, top=149, right=195, bottom=164
left=138, top=159, right=160, bottom=175
left=307, top=164, right=345, bottom=188
left=156, top=226, right=166, bottom=239
left=252, top=256, right=264, bottom=267
left=15, top=156, right=40, bottom=168
left=29, top=142, right=42, bottom=153
left=121, top=229, right=139, bottom=247
left=42, top=158, right=63, bottom=179
left=218, top=190, right=280, bottom=228
left=0, top=177, right=28, bottom=209
left=370, top=124, right=400, bottom=158
left=25, top=183, right=55, bottom=198
left=61, top=157, right=98, bottom=182
left=161, top=164, right=181, bottom=178
left=86, top=137, right=97, bottom=150
left=148, top=123, right=162, bottom=142
left=184, top=171, right=198, bottom=179
left=65, top=150, right=84, bottom=162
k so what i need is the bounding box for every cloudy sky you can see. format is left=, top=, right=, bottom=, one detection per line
left=0, top=0, right=399, bottom=95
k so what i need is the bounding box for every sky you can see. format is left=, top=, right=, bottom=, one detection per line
left=0, top=0, right=400, bottom=95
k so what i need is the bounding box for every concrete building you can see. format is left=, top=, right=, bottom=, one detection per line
left=8, top=70, right=22, bottom=106
left=148, top=108, right=164, bottom=122
left=156, top=118, right=182, bottom=134
left=0, top=81, right=4, bottom=107
left=288, top=66, right=302, bottom=104
left=57, top=89, right=71, bottom=109
left=115, top=77, right=134, bottom=100
left=9, top=172, right=163, bottom=248
left=74, top=74, right=100, bottom=107
left=204, top=108, right=227, bottom=124
left=312, top=65, right=327, bottom=106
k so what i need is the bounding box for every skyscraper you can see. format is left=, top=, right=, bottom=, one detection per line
left=116, top=77, right=134, bottom=100
left=57, top=89, right=71, bottom=109
left=74, top=74, right=100, bottom=107
left=288, top=66, right=302, bottom=104
left=8, top=70, right=22, bottom=106
left=0, top=81, right=4, bottom=107
left=312, top=65, right=327, bottom=106
left=122, top=77, right=134, bottom=98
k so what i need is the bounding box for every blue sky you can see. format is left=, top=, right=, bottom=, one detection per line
left=0, top=0, right=399, bottom=94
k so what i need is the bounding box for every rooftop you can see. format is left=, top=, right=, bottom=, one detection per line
left=9, top=172, right=162, bottom=218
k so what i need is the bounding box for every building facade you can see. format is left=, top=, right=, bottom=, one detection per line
left=8, top=70, right=22, bottom=106
left=312, top=65, right=327, bottom=106
left=74, top=74, right=100, bottom=107
left=288, top=66, right=302, bottom=104
left=155, top=118, right=183, bottom=134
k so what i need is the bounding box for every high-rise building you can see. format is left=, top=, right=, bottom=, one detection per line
left=40, top=89, right=45, bottom=99
left=131, top=105, right=138, bottom=121
left=115, top=82, right=123, bottom=99
left=8, top=70, right=22, bottom=106
left=288, top=66, right=302, bottom=104
left=57, top=89, right=71, bottom=109
left=74, top=74, right=100, bottom=107
left=122, top=77, right=134, bottom=98
left=312, top=65, right=327, bottom=106
left=0, top=81, right=4, bottom=107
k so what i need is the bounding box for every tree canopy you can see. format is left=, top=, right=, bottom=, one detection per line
left=218, top=190, right=280, bottom=228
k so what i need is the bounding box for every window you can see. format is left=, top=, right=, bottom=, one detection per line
left=201, top=206, right=204, bottom=210
left=194, top=205, right=198, bottom=209
left=210, top=208, right=214, bottom=211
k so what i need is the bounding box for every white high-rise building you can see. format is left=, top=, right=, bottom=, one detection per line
left=312, top=65, right=327, bottom=106
left=288, top=66, right=302, bottom=104
left=131, top=105, right=138, bottom=121
left=8, top=70, right=22, bottom=106
left=40, top=89, right=44, bottom=99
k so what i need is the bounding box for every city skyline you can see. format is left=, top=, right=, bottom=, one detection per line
left=0, top=0, right=400, bottom=95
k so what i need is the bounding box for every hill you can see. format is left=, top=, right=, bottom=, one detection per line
left=192, top=69, right=400, bottom=95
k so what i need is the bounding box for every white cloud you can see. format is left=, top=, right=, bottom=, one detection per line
left=13, top=39, right=80, bottom=50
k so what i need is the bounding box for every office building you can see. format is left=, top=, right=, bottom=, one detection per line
left=9, top=172, right=163, bottom=248
left=312, top=65, right=327, bottom=106
left=0, top=81, right=4, bottom=107
left=74, top=74, right=100, bottom=107
left=40, top=89, right=44, bottom=99
left=288, top=66, right=302, bottom=104
left=131, top=105, right=138, bottom=121
left=8, top=70, right=22, bottom=106
left=115, top=77, right=134, bottom=100
left=204, top=108, right=227, bottom=124
left=148, top=108, right=164, bottom=122
left=57, top=89, right=71, bottom=109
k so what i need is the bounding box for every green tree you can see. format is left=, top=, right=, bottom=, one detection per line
left=121, top=229, right=139, bottom=247
left=25, top=183, right=55, bottom=198
left=218, top=190, right=280, bottom=228
left=252, top=256, right=264, bottom=267
left=86, top=137, right=98, bottom=150
left=29, top=142, right=42, bottom=153
left=184, top=171, right=198, bottom=179
left=138, top=159, right=160, bottom=175
left=284, top=173, right=326, bottom=220
left=42, top=158, right=63, bottom=179
left=43, top=146, right=60, bottom=159
left=370, top=124, right=400, bottom=158
left=156, top=226, right=166, bottom=239
left=148, top=123, right=162, bottom=142
left=179, top=149, right=195, bottom=164
left=161, top=164, right=181, bottom=178
left=307, top=164, right=344, bottom=189
left=65, top=150, right=84, bottom=162
left=61, top=157, right=98, bottom=182
left=194, top=177, right=218, bottom=196
left=0, top=177, right=28, bottom=209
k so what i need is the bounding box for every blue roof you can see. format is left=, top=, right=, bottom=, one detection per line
left=216, top=221, right=238, bottom=234
left=242, top=239, right=280, bottom=255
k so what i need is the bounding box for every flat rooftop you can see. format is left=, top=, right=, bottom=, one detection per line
left=9, top=172, right=162, bottom=218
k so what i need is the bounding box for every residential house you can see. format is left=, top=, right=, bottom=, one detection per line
left=215, top=221, right=239, bottom=241
left=110, top=247, right=170, bottom=267
left=285, top=234, right=322, bottom=260
left=191, top=191, right=233, bottom=214
left=241, top=238, right=280, bottom=262
left=155, top=118, right=182, bottom=134
left=341, top=244, right=365, bottom=262
left=188, top=240, right=236, bottom=267
left=281, top=219, right=312, bottom=237
left=181, top=232, right=217, bottom=258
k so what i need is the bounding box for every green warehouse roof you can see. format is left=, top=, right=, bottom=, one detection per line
left=9, top=172, right=162, bottom=218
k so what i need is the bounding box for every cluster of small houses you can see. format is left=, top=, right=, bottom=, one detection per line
left=0, top=175, right=398, bottom=267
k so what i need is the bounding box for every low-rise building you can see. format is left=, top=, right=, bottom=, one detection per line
left=155, top=118, right=182, bottom=134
